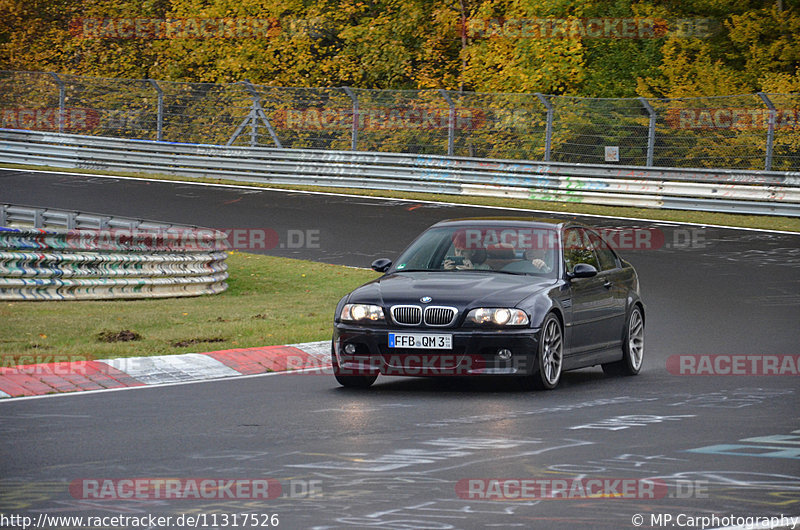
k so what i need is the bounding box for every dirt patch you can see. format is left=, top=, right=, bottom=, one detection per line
left=171, top=337, right=226, bottom=348
left=97, top=330, right=141, bottom=343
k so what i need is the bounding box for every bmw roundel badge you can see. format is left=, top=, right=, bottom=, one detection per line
left=420, top=296, right=433, bottom=303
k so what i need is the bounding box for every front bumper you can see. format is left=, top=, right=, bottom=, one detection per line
left=333, top=323, right=540, bottom=377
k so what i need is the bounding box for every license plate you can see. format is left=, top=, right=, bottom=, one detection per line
left=388, top=333, right=452, bottom=349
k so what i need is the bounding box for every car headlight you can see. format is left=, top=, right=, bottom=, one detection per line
left=340, top=304, right=385, bottom=322
left=466, top=308, right=529, bottom=326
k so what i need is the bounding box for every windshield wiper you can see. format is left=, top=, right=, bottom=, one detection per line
left=441, top=268, right=527, bottom=275
left=396, top=268, right=528, bottom=275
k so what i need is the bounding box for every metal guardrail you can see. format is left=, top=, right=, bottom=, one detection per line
left=0, top=204, right=229, bottom=300
left=1, top=204, right=187, bottom=231
left=2, top=129, right=799, bottom=217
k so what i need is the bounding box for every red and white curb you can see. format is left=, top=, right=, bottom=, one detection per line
left=0, top=341, right=331, bottom=399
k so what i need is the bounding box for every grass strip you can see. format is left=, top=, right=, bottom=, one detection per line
left=0, top=252, right=377, bottom=364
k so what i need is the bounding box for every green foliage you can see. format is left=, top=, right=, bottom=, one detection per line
left=638, top=2, right=800, bottom=97
left=2, top=0, right=797, bottom=169
left=2, top=0, right=797, bottom=97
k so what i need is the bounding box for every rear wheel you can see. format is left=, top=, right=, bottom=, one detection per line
left=602, top=305, right=644, bottom=376
left=332, top=343, right=378, bottom=388
left=520, top=313, right=563, bottom=390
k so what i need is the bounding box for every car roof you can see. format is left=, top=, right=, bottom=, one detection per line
left=431, top=217, right=581, bottom=230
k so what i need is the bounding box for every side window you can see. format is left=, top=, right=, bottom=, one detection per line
left=563, top=228, right=599, bottom=273
left=587, top=230, right=619, bottom=271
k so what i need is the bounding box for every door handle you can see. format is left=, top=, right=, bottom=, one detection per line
left=603, top=281, right=612, bottom=289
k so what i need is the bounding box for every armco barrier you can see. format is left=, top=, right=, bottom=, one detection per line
left=0, top=205, right=228, bottom=300
left=1, top=129, right=799, bottom=216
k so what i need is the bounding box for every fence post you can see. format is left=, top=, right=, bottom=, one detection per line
left=439, top=89, right=455, bottom=156
left=249, top=97, right=258, bottom=147
left=535, top=93, right=553, bottom=161
left=243, top=80, right=259, bottom=147
left=241, top=80, right=282, bottom=148
left=758, top=92, right=775, bottom=171
left=148, top=79, right=164, bottom=141
left=342, top=87, right=358, bottom=151
left=638, top=97, right=656, bottom=167
left=48, top=73, right=65, bottom=134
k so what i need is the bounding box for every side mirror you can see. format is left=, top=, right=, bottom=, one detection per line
left=568, top=263, right=598, bottom=279
left=371, top=258, right=392, bottom=273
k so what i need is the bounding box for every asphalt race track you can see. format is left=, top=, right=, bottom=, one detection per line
left=1, top=168, right=799, bottom=530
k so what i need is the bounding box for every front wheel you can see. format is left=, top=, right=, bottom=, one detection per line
left=332, top=344, right=378, bottom=388
left=520, top=313, right=563, bottom=390
left=602, top=305, right=644, bottom=376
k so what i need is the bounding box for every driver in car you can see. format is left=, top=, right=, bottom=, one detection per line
left=443, top=235, right=490, bottom=270
left=525, top=248, right=553, bottom=272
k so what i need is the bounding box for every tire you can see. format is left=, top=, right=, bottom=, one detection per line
left=332, top=343, right=378, bottom=388
left=520, top=313, right=563, bottom=390
left=602, top=305, right=644, bottom=376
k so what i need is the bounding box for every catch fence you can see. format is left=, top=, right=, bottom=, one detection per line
left=1, top=70, right=797, bottom=171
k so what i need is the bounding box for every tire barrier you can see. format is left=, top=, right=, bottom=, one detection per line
left=0, top=206, right=228, bottom=300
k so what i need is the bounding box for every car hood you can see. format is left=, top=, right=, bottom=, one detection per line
left=347, top=271, right=555, bottom=309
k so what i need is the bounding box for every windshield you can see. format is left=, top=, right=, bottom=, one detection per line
left=391, top=225, right=560, bottom=278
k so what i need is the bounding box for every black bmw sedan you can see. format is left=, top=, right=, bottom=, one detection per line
left=332, top=217, right=645, bottom=390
